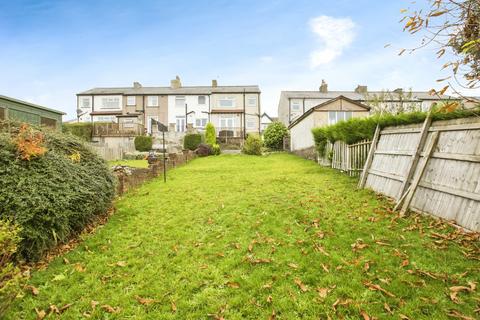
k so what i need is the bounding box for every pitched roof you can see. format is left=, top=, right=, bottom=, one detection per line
left=281, top=90, right=459, bottom=101
left=0, top=94, right=65, bottom=115
left=288, top=95, right=370, bottom=129
left=78, top=85, right=260, bottom=95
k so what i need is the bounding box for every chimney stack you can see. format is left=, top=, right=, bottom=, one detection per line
left=170, top=75, right=182, bottom=89
left=212, top=79, right=218, bottom=87
left=355, top=85, right=368, bottom=94
left=319, top=80, right=328, bottom=93
left=393, top=88, right=403, bottom=94
left=133, top=82, right=142, bottom=89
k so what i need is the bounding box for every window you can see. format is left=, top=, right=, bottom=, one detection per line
left=195, top=118, right=207, bottom=128
left=96, top=116, right=116, bottom=122
left=81, top=98, right=90, bottom=108
left=247, top=119, right=256, bottom=129
left=101, top=97, right=120, bottom=109
left=218, top=97, right=235, bottom=108
left=247, top=96, right=257, bottom=107
left=175, top=96, right=185, bottom=108
left=291, top=102, right=301, bottom=111
left=147, top=96, right=158, bottom=107
left=198, top=96, right=206, bottom=105
left=126, top=96, right=136, bottom=106
left=122, top=119, right=134, bottom=128
left=220, top=116, right=235, bottom=128
left=328, top=111, right=353, bottom=125
left=176, top=116, right=186, bottom=132
left=40, top=117, right=57, bottom=128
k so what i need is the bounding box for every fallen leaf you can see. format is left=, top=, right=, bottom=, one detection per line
left=269, top=309, right=276, bottom=320
left=364, top=262, right=370, bottom=272
left=446, top=309, right=475, bottom=320
left=59, top=303, right=73, bottom=313
left=26, top=285, right=39, bottom=296
left=363, top=281, right=396, bottom=297
left=135, top=296, right=157, bottom=305
left=73, top=263, right=86, bottom=272
left=171, top=300, right=177, bottom=313
left=321, top=264, right=330, bottom=273
left=116, top=261, right=127, bottom=267
left=294, top=278, right=308, bottom=292
left=317, top=287, right=329, bottom=298
left=401, top=259, right=409, bottom=268
left=52, top=274, right=66, bottom=281
left=35, top=308, right=46, bottom=320
left=101, top=305, right=120, bottom=313
left=266, top=295, right=273, bottom=303
left=288, top=263, right=298, bottom=269
left=384, top=302, right=393, bottom=314
left=450, top=284, right=475, bottom=303
left=90, top=300, right=99, bottom=310
left=226, top=281, right=240, bottom=288
left=360, top=310, right=370, bottom=320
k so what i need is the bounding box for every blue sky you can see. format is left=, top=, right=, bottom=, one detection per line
left=1, top=0, right=476, bottom=119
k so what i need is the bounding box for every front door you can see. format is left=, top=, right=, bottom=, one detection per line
left=176, top=116, right=186, bottom=132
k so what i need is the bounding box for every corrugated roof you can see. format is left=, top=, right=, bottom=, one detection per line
left=0, top=94, right=65, bottom=115
left=78, top=85, right=260, bottom=95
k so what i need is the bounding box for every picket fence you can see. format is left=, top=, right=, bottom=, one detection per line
left=318, top=140, right=371, bottom=176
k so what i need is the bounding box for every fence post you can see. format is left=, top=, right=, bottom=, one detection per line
left=395, top=114, right=432, bottom=201
left=358, top=125, right=381, bottom=189
left=400, top=131, right=439, bottom=216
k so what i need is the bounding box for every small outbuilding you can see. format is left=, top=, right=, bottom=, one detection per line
left=0, top=95, right=64, bottom=130
left=288, top=95, right=370, bottom=153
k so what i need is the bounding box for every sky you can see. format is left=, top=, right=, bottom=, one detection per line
left=1, top=0, right=478, bottom=120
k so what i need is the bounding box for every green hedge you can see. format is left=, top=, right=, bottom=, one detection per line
left=134, top=136, right=153, bottom=152
left=0, top=220, right=23, bottom=318
left=263, top=122, right=288, bottom=150
left=0, top=121, right=116, bottom=261
left=242, top=134, right=263, bottom=155
left=63, top=122, right=93, bottom=141
left=312, top=108, right=480, bottom=155
left=183, top=133, right=202, bottom=150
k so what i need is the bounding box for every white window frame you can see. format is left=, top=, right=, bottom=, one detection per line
left=195, top=118, right=207, bottom=128
left=198, top=96, right=206, bottom=105
left=247, top=96, right=257, bottom=107
left=126, top=96, right=136, bottom=106
left=220, top=116, right=235, bottom=128
left=122, top=118, right=135, bottom=128
left=246, top=119, right=256, bottom=129
left=101, top=97, right=120, bottom=109
left=176, top=116, right=186, bottom=132
left=291, top=102, right=301, bottom=111
left=328, top=111, right=353, bottom=125
left=147, top=96, right=159, bottom=107
left=175, top=96, right=186, bottom=108
left=81, top=98, right=90, bottom=108
left=218, top=97, right=235, bottom=108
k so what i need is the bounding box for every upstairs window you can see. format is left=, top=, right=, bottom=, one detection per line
left=147, top=96, right=158, bottom=107
left=101, top=97, right=120, bottom=109
left=291, top=102, right=301, bottom=111
left=81, top=98, right=90, bottom=108
left=198, top=96, right=206, bottom=105
left=328, top=111, right=353, bottom=125
left=126, top=96, right=136, bottom=106
left=247, top=96, right=257, bottom=107
left=219, top=97, right=235, bottom=108
left=175, top=96, right=186, bottom=107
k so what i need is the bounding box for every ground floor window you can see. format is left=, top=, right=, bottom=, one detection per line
left=195, top=118, right=207, bottom=128
left=246, top=119, right=256, bottom=129
left=176, top=116, right=186, bottom=132
left=220, top=116, right=235, bottom=128
left=40, top=117, right=57, bottom=128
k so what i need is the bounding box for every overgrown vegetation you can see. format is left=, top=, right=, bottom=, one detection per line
left=62, top=123, right=93, bottom=142
left=0, top=121, right=116, bottom=261
left=0, top=220, right=23, bottom=318
left=242, top=134, right=263, bottom=155
left=183, top=133, right=202, bottom=151
left=263, top=122, right=288, bottom=150
left=5, top=154, right=480, bottom=319
left=134, top=136, right=153, bottom=152
left=312, top=108, right=480, bottom=155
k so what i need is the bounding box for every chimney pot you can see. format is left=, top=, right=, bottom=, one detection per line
left=212, top=79, right=218, bottom=87
left=355, top=85, right=368, bottom=94
left=170, top=76, right=182, bottom=89
left=133, top=82, right=142, bottom=89
left=319, top=80, right=328, bottom=93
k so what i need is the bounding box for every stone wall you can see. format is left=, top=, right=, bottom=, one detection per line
left=113, top=150, right=197, bottom=195
left=292, top=146, right=317, bottom=161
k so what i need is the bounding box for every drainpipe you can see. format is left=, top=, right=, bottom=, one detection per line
left=243, top=89, right=246, bottom=139
left=288, top=98, right=291, bottom=124
left=258, top=92, right=261, bottom=135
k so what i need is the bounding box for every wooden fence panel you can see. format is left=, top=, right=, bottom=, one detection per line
left=360, top=117, right=480, bottom=232
left=318, top=140, right=371, bottom=177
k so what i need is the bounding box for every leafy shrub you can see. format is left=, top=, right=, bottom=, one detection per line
left=211, top=143, right=221, bottom=155
left=0, top=121, right=116, bottom=261
left=312, top=108, right=480, bottom=153
left=0, top=220, right=23, bottom=318
left=183, top=133, right=202, bottom=151
left=134, top=136, right=153, bottom=152
left=242, top=134, right=263, bottom=155
left=263, top=122, right=288, bottom=150
left=196, top=143, right=212, bottom=157
left=205, top=123, right=216, bottom=145
left=62, top=123, right=93, bottom=141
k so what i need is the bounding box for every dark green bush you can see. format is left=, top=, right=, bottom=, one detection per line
left=63, top=122, right=93, bottom=141
left=263, top=122, right=288, bottom=150
left=134, top=136, right=153, bottom=152
left=242, top=135, right=263, bottom=155
left=312, top=108, right=480, bottom=154
left=0, top=121, right=116, bottom=261
left=0, top=220, right=23, bottom=318
left=183, top=133, right=202, bottom=151
left=205, top=123, right=216, bottom=145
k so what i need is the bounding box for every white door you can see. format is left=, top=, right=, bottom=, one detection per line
left=176, top=116, right=186, bottom=132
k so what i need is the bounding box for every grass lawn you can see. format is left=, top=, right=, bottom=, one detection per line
left=108, top=159, right=149, bottom=168
left=7, top=154, right=480, bottom=319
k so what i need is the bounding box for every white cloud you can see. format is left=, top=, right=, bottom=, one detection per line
left=309, top=15, right=355, bottom=67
